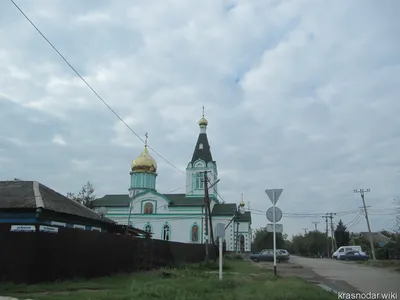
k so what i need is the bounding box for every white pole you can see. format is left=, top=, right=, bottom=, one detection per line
left=219, top=237, right=223, bottom=281
left=273, top=190, right=277, bottom=276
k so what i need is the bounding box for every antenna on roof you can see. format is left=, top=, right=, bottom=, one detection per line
left=98, top=207, right=108, bottom=218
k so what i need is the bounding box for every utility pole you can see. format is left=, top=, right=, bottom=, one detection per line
left=328, top=212, right=337, bottom=251
left=205, top=174, right=215, bottom=245
left=354, top=189, right=376, bottom=260
left=203, top=171, right=209, bottom=262
left=312, top=221, right=319, bottom=231
left=322, top=214, right=330, bottom=257
left=302, top=228, right=308, bottom=234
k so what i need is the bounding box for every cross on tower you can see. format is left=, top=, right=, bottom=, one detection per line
left=145, top=132, right=148, bottom=146
left=202, top=106, right=205, bottom=117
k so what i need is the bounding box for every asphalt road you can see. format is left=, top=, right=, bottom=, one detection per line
left=290, top=256, right=400, bottom=294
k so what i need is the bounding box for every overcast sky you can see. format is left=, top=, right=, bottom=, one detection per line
left=0, top=0, right=399, bottom=237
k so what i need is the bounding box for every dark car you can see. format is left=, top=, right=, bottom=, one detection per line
left=250, top=249, right=290, bottom=263
left=339, top=250, right=369, bottom=261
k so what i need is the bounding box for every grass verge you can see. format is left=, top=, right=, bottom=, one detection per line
left=0, top=260, right=337, bottom=300
left=354, top=259, right=400, bottom=271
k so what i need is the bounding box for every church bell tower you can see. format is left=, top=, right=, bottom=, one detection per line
left=185, top=107, right=219, bottom=201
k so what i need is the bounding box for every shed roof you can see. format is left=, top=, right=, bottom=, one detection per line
left=0, top=180, right=115, bottom=224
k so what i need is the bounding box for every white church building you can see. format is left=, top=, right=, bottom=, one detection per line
left=92, top=113, right=252, bottom=252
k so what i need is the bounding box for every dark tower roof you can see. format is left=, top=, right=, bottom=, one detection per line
left=191, top=132, right=213, bottom=164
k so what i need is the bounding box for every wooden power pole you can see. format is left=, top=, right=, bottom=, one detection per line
left=203, top=171, right=209, bottom=262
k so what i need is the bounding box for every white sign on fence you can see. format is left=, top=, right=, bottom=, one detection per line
left=10, top=225, right=36, bottom=232
left=266, top=224, right=283, bottom=233
left=39, top=225, right=59, bottom=233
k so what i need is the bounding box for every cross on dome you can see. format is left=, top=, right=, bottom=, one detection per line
left=198, top=106, right=208, bottom=127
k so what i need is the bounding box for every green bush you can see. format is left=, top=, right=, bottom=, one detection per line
left=224, top=253, right=244, bottom=260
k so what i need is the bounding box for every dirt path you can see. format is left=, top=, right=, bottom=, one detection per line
left=251, top=256, right=400, bottom=294
left=250, top=259, right=360, bottom=294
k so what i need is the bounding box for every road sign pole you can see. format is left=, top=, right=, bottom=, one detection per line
left=265, top=188, right=283, bottom=277
left=219, top=237, right=223, bottom=281
left=272, top=189, right=277, bottom=276
left=216, top=223, right=225, bottom=281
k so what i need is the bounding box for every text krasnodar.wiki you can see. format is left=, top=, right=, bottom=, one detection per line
left=338, top=292, right=398, bottom=300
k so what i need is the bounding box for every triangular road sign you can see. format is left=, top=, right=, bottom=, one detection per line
left=265, top=189, right=283, bottom=204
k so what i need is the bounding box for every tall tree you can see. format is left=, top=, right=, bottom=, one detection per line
left=289, top=231, right=327, bottom=257
left=251, top=228, right=285, bottom=252
left=334, top=219, right=350, bottom=247
left=67, top=181, right=95, bottom=209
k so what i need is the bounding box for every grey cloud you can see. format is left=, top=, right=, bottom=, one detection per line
left=0, top=0, right=399, bottom=236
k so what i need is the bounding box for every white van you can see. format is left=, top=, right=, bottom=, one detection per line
left=332, top=246, right=364, bottom=259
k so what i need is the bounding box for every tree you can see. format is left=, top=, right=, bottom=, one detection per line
left=288, top=231, right=328, bottom=257
left=395, top=197, right=400, bottom=233
left=334, top=219, right=350, bottom=247
left=67, top=181, right=95, bottom=209
left=251, top=228, right=285, bottom=253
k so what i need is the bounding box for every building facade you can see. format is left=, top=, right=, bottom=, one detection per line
left=92, top=113, right=252, bottom=252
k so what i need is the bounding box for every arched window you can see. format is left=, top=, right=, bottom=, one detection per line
left=191, top=224, right=199, bottom=242
left=239, top=234, right=245, bottom=253
left=144, top=224, right=152, bottom=233
left=144, top=202, right=153, bottom=214
left=195, top=172, right=204, bottom=189
left=162, top=224, right=170, bottom=241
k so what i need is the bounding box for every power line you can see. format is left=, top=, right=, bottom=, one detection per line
left=345, top=213, right=362, bottom=228
left=10, top=0, right=185, bottom=176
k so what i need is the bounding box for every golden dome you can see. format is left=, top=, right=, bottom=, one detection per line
left=131, top=145, right=157, bottom=173
left=199, top=117, right=208, bottom=126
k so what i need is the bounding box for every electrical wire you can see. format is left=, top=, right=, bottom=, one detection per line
left=10, top=0, right=185, bottom=175
left=345, top=213, right=362, bottom=228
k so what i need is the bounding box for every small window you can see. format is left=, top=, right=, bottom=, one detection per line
left=144, top=224, right=152, bottom=233
left=339, top=249, right=344, bottom=252
left=199, top=143, right=203, bottom=149
left=163, top=224, right=170, bottom=241
left=195, top=172, right=204, bottom=189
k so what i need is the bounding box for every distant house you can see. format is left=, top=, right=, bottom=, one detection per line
left=357, top=231, right=392, bottom=246
left=0, top=180, right=130, bottom=234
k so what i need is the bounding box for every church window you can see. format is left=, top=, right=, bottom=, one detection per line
left=144, top=224, right=152, bottom=233
left=162, top=224, right=170, bottom=241
left=199, top=143, right=203, bottom=149
left=191, top=224, right=199, bottom=242
left=144, top=202, right=153, bottom=214
left=239, top=234, right=245, bottom=253
left=195, top=172, right=204, bottom=189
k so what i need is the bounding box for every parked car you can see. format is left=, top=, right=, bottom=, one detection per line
left=338, top=250, right=369, bottom=261
left=250, top=249, right=290, bottom=263
left=332, top=246, right=365, bottom=259
left=278, top=249, right=290, bottom=257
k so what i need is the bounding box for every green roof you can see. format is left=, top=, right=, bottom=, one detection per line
left=92, top=193, right=205, bottom=207
left=164, top=193, right=205, bottom=206
left=92, top=194, right=130, bottom=207
left=212, top=204, right=252, bottom=223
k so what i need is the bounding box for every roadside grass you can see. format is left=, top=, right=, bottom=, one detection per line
left=0, top=260, right=337, bottom=300
left=354, top=259, right=400, bottom=271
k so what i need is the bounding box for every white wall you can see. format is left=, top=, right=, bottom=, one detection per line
left=98, top=200, right=251, bottom=252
